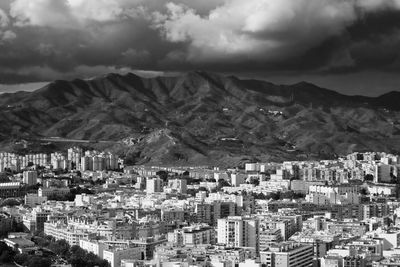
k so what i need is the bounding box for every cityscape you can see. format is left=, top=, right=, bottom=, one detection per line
left=1, top=0, right=400, bottom=267
left=0, top=149, right=398, bottom=266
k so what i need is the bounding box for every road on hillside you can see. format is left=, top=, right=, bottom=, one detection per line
left=38, top=137, right=120, bottom=144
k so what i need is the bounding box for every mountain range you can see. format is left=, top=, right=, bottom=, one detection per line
left=1, top=71, right=400, bottom=166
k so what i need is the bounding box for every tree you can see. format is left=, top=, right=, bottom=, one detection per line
left=12, top=220, right=24, bottom=232
left=281, top=191, right=294, bottom=199
left=27, top=256, right=51, bottom=267
left=69, top=245, right=92, bottom=267
left=70, top=245, right=85, bottom=255
left=364, top=174, right=374, bottom=181
left=269, top=191, right=280, bottom=200
left=0, top=173, right=11, bottom=183
left=70, top=186, right=93, bottom=196
left=84, top=252, right=109, bottom=267
left=70, top=257, right=87, bottom=267
left=390, top=173, right=398, bottom=184
left=360, top=188, right=368, bottom=195
left=53, top=239, right=70, bottom=258
left=0, top=198, right=20, bottom=207
left=47, top=186, right=95, bottom=202
left=198, top=187, right=208, bottom=192
left=156, top=171, right=168, bottom=182
left=0, top=241, right=14, bottom=263
left=292, top=192, right=306, bottom=199
left=186, top=189, right=197, bottom=197
left=45, top=235, right=55, bottom=242
left=33, top=236, right=50, bottom=247
left=0, top=242, right=10, bottom=254
left=0, top=250, right=12, bottom=263
left=216, top=179, right=231, bottom=190
left=47, top=194, right=66, bottom=201
left=14, top=253, right=29, bottom=265
left=248, top=177, right=259, bottom=186
left=34, top=235, right=109, bottom=267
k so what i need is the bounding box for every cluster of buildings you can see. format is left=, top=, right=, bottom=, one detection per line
left=0, top=147, right=122, bottom=172
left=52, top=148, right=121, bottom=171
left=0, top=152, right=48, bottom=172
left=0, top=147, right=123, bottom=199
left=1, top=151, right=400, bottom=267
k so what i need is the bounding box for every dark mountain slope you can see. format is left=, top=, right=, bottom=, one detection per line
left=1, top=71, right=400, bottom=166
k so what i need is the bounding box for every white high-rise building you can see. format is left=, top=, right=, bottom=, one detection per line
left=231, top=173, right=245, bottom=187
left=106, top=153, right=118, bottom=170
left=80, top=151, right=119, bottom=171
left=166, top=179, right=187, bottom=194
left=80, top=156, right=92, bottom=171
left=217, top=216, right=259, bottom=252
left=92, top=156, right=104, bottom=171
left=68, top=147, right=82, bottom=169
left=146, top=177, right=163, bottom=194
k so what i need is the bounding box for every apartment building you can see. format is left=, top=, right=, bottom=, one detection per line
left=260, top=242, right=313, bottom=267
left=217, top=216, right=259, bottom=252
left=168, top=224, right=215, bottom=246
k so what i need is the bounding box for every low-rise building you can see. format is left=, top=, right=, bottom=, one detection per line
left=168, top=224, right=215, bottom=246
left=260, top=242, right=313, bottom=267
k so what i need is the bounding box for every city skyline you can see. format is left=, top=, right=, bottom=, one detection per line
left=1, top=1, right=400, bottom=267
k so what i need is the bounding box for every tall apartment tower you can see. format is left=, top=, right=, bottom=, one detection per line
left=217, top=216, right=259, bottom=252
left=146, top=177, right=163, bottom=194
left=23, top=171, right=38, bottom=186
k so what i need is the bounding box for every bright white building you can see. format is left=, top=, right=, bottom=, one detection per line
left=217, top=216, right=258, bottom=251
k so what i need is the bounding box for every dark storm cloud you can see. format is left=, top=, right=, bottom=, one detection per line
left=346, top=9, right=400, bottom=72
left=0, top=0, right=400, bottom=85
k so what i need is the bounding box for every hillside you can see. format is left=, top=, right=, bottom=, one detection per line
left=1, top=71, right=400, bottom=166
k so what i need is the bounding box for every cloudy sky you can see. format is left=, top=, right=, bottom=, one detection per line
left=0, top=0, right=400, bottom=96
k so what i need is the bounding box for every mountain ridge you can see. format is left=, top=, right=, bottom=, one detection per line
left=1, top=71, right=400, bottom=166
